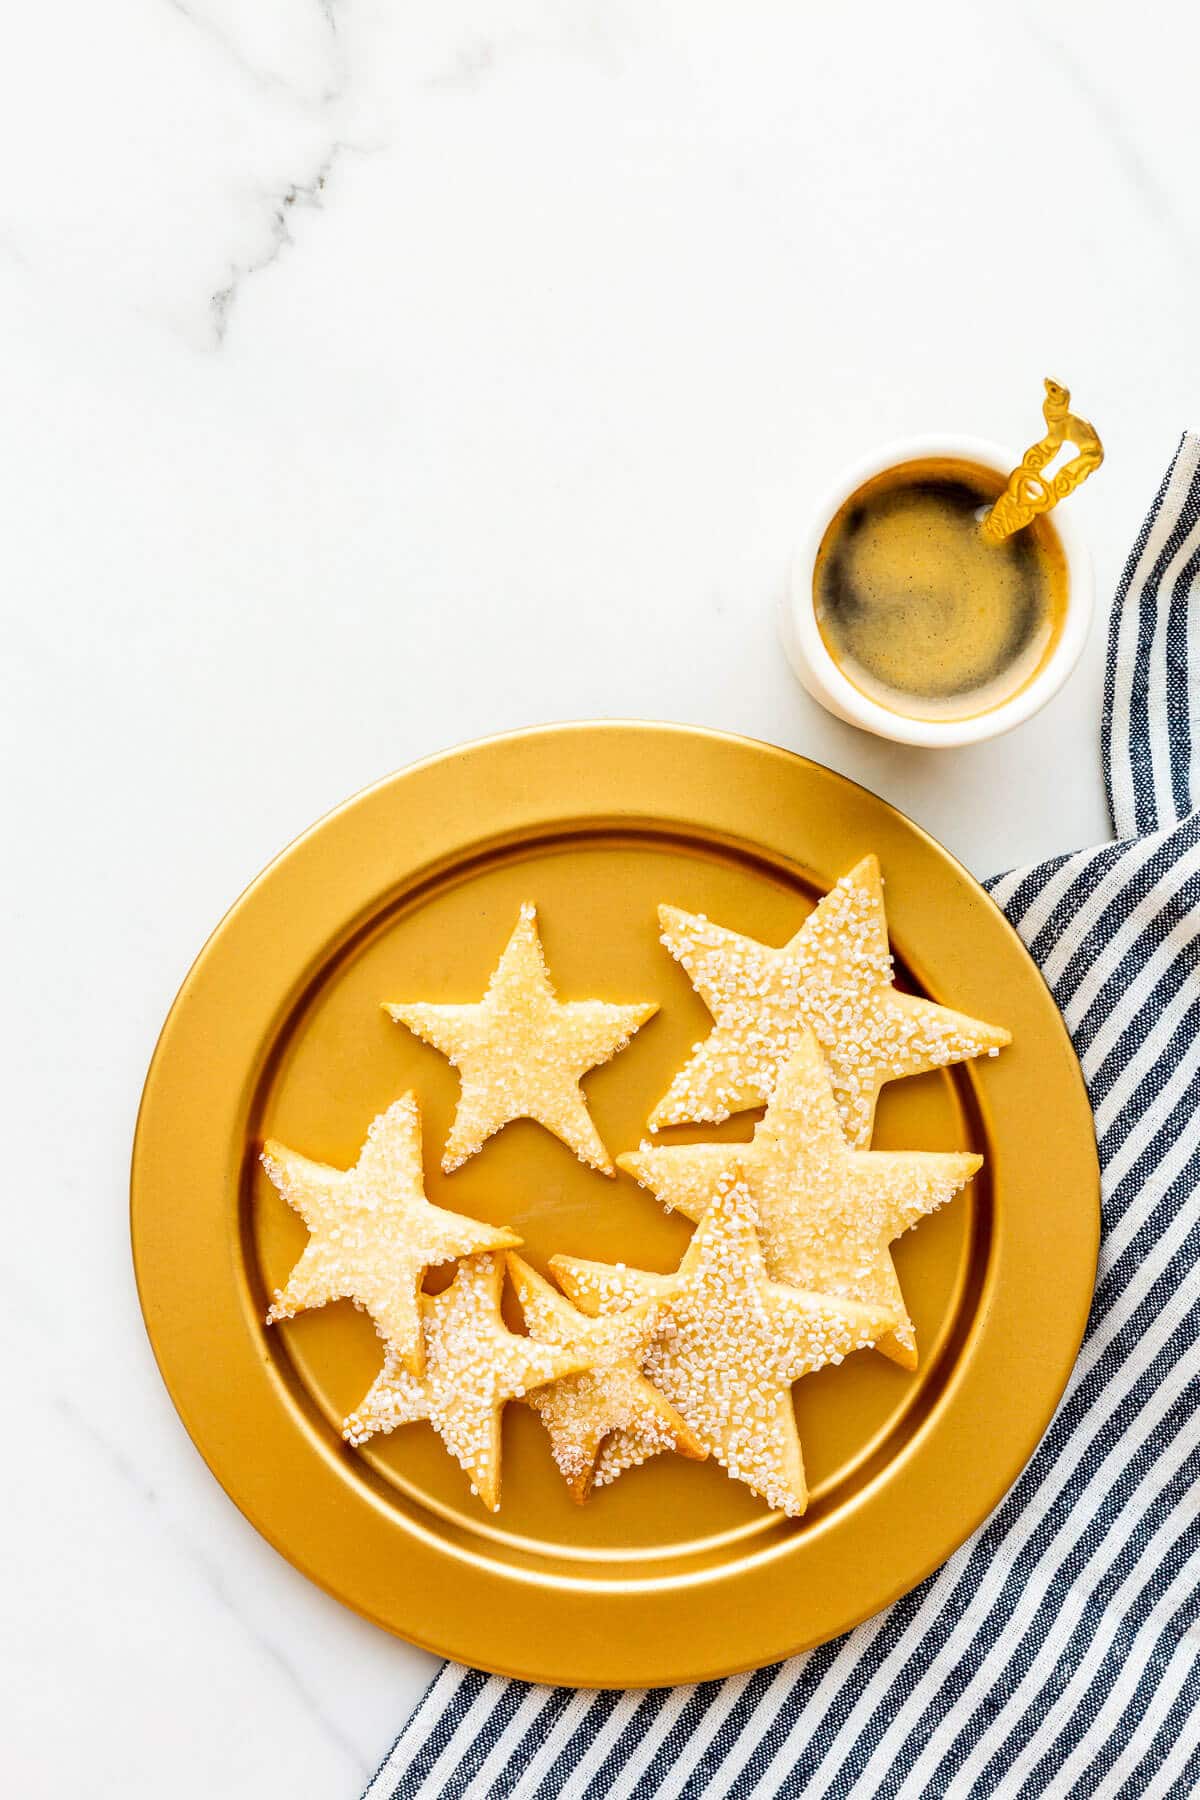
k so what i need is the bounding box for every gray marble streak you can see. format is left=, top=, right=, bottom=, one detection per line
left=0, top=1258, right=367, bottom=1780
left=426, top=37, right=512, bottom=94
left=209, top=145, right=345, bottom=346
left=51, top=1384, right=371, bottom=1783
left=163, top=0, right=341, bottom=102
left=1028, top=15, right=1191, bottom=255
left=425, top=9, right=630, bottom=92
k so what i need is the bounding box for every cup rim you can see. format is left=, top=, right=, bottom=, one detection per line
left=785, top=434, right=1094, bottom=748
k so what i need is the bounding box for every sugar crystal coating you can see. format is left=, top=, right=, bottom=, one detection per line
left=621, top=1030, right=980, bottom=1370
left=552, top=1168, right=897, bottom=1517
left=261, top=1093, right=520, bottom=1375
left=648, top=855, right=1010, bottom=1146
left=386, top=903, right=657, bottom=1175
left=343, top=1253, right=595, bottom=1511
left=508, top=1254, right=705, bottom=1501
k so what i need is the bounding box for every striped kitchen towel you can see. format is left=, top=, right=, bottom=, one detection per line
left=365, top=435, right=1200, bottom=1800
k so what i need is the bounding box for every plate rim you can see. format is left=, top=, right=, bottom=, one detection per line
left=131, top=720, right=1100, bottom=1686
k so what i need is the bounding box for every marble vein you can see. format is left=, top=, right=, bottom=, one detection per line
left=425, top=15, right=628, bottom=93
left=209, top=145, right=343, bottom=346
left=162, top=0, right=340, bottom=102
left=1029, top=17, right=1188, bottom=250
left=49, top=1385, right=370, bottom=1781
left=426, top=37, right=515, bottom=93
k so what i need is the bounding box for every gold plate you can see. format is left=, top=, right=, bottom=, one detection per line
left=131, top=723, right=1099, bottom=1687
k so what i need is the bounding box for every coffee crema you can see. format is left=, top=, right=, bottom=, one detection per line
left=813, top=458, right=1069, bottom=723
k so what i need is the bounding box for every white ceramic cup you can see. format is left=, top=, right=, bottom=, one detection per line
left=778, top=434, right=1093, bottom=748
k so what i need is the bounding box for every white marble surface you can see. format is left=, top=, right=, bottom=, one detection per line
left=3, top=2, right=1197, bottom=1794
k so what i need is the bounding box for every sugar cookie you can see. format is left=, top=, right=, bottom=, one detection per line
left=386, top=903, right=656, bottom=1174
left=343, top=1253, right=595, bottom=1511
left=552, top=1168, right=896, bottom=1516
left=648, top=855, right=1009, bottom=1145
left=261, top=1093, right=519, bottom=1375
left=622, top=1031, right=979, bottom=1369
left=508, top=1255, right=706, bottom=1501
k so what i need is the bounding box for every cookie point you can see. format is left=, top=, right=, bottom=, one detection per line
left=505, top=1249, right=538, bottom=1296
left=880, top=1332, right=919, bottom=1372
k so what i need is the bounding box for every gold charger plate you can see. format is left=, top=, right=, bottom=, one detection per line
left=131, top=722, right=1099, bottom=1687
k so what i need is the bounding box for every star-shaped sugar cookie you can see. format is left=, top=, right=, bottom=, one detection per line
left=386, top=903, right=657, bottom=1174
left=507, top=1254, right=706, bottom=1501
left=551, top=1168, right=896, bottom=1516
left=342, top=1253, right=596, bottom=1511
left=261, top=1093, right=520, bottom=1375
left=648, top=855, right=1010, bottom=1146
left=621, top=1030, right=980, bottom=1369
left=593, top=1425, right=675, bottom=1491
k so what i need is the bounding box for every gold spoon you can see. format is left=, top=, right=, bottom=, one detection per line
left=980, top=378, right=1104, bottom=544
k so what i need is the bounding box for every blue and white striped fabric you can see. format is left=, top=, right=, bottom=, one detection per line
left=365, top=435, right=1200, bottom=1800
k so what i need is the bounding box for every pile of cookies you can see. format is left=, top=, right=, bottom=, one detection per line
left=262, top=858, right=1009, bottom=1517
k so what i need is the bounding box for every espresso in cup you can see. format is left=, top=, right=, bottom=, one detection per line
left=813, top=457, right=1069, bottom=724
